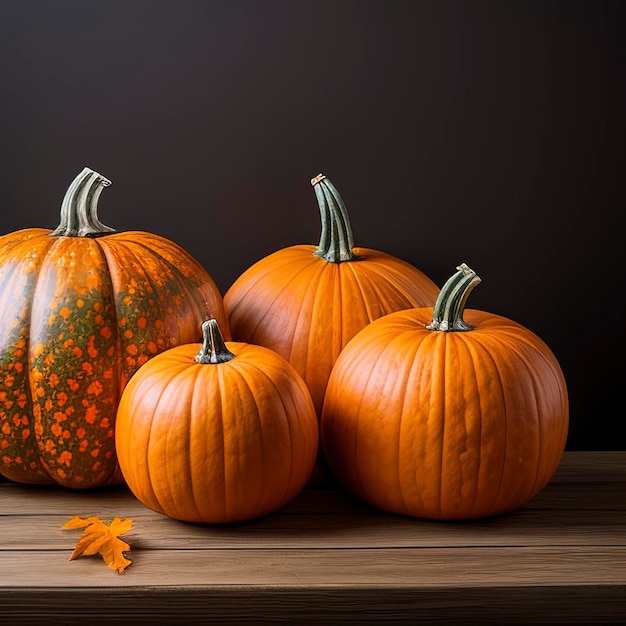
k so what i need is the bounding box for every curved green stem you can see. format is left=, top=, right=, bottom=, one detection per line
left=195, top=319, right=236, bottom=364
left=50, top=167, right=116, bottom=238
left=311, top=174, right=356, bottom=262
left=426, top=263, right=481, bottom=332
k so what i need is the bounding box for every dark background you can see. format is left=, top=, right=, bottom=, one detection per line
left=1, top=1, right=624, bottom=450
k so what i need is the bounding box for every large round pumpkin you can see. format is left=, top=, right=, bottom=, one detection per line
left=0, top=167, right=229, bottom=488
left=115, top=319, right=319, bottom=524
left=224, top=174, right=439, bottom=417
left=321, top=263, right=569, bottom=520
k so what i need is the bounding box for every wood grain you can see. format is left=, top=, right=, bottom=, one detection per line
left=1, top=451, right=625, bottom=624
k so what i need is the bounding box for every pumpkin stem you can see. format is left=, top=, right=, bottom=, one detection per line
left=195, top=319, right=236, bottom=364
left=311, top=174, right=357, bottom=263
left=426, top=263, right=481, bottom=332
left=50, top=167, right=116, bottom=238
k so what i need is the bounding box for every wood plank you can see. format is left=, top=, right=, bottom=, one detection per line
left=523, top=482, right=626, bottom=510
left=550, top=450, right=626, bottom=482
left=3, top=547, right=626, bottom=587
left=2, top=470, right=626, bottom=518
left=1, top=585, right=624, bottom=625
left=0, top=482, right=372, bottom=516
left=2, top=507, right=626, bottom=550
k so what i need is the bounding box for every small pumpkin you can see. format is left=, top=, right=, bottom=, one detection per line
left=0, top=167, right=229, bottom=488
left=224, top=174, right=439, bottom=417
left=321, top=263, right=569, bottom=520
left=115, top=319, right=319, bottom=524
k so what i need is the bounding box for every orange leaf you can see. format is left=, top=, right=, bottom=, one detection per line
left=61, top=515, right=133, bottom=573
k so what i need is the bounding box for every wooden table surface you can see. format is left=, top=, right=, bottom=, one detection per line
left=1, top=450, right=625, bottom=624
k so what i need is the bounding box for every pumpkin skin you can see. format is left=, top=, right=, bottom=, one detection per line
left=0, top=168, right=229, bottom=488
left=115, top=319, right=319, bottom=524
left=321, top=264, right=569, bottom=520
left=224, top=174, right=439, bottom=417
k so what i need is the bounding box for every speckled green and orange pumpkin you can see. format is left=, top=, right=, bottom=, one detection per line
left=0, top=167, right=229, bottom=488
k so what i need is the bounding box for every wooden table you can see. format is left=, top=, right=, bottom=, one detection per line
left=1, top=451, right=625, bottom=624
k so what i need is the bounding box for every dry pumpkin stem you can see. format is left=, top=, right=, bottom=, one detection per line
left=311, top=174, right=356, bottom=263
left=195, top=319, right=236, bottom=364
left=50, top=167, right=116, bottom=238
left=427, top=263, right=482, bottom=332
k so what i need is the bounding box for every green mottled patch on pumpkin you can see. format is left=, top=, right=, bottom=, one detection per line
left=29, top=286, right=119, bottom=487
left=112, top=275, right=204, bottom=383
left=0, top=330, right=52, bottom=483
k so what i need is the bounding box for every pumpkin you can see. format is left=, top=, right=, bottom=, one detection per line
left=223, top=174, right=439, bottom=418
left=0, top=167, right=229, bottom=488
left=115, top=318, right=319, bottom=523
left=321, top=263, right=569, bottom=520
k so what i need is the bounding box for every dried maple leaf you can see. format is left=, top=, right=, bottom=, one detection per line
left=61, top=515, right=133, bottom=573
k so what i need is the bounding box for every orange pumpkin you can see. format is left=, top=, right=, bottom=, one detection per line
left=224, top=174, right=439, bottom=417
left=0, top=167, right=229, bottom=488
left=115, top=319, right=319, bottom=524
left=321, top=263, right=569, bottom=520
